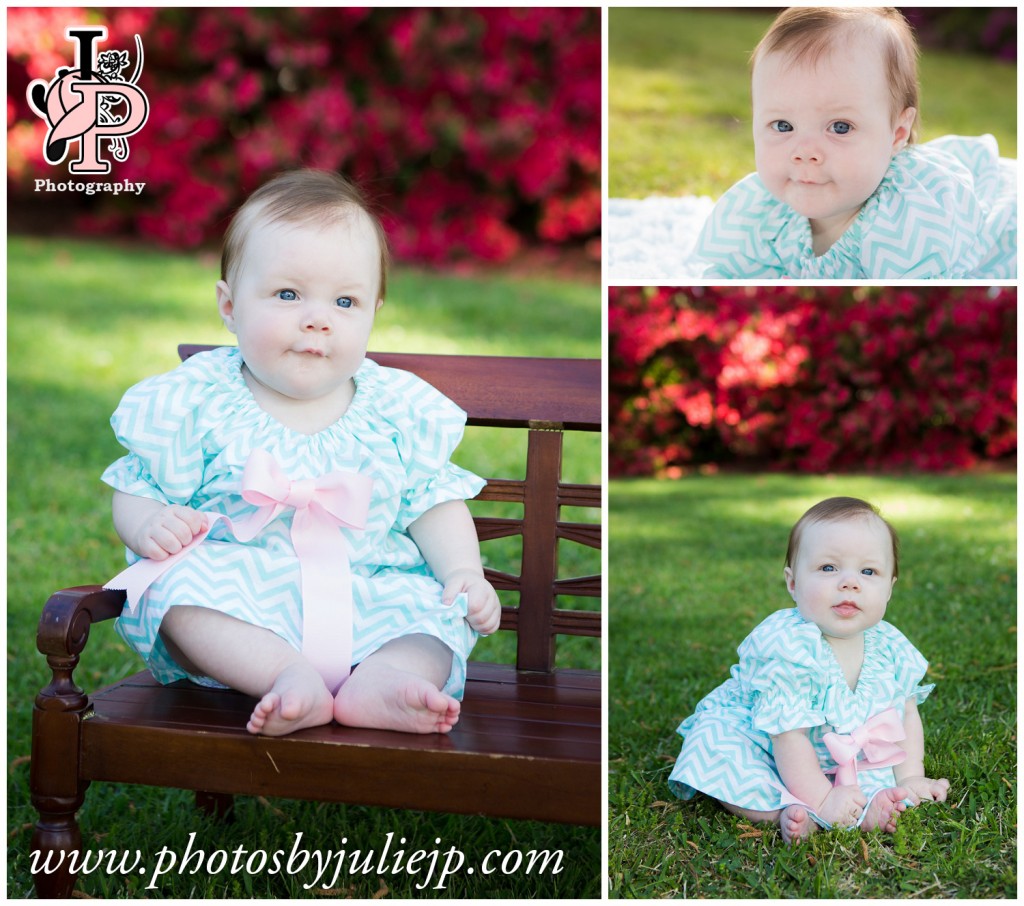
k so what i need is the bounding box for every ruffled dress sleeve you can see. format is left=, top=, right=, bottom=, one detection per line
left=872, top=620, right=934, bottom=707
left=367, top=363, right=486, bottom=531
left=737, top=609, right=830, bottom=736
left=101, top=354, right=216, bottom=506
left=695, top=173, right=791, bottom=278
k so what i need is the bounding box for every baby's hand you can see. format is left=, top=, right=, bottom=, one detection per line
left=133, top=505, right=208, bottom=560
left=442, top=568, right=501, bottom=635
left=899, top=775, right=950, bottom=804
left=816, top=783, right=868, bottom=827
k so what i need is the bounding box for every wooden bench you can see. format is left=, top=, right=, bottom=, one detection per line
left=30, top=348, right=602, bottom=898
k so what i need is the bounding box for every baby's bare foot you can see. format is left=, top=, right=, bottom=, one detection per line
left=246, top=663, right=334, bottom=736
left=861, top=787, right=909, bottom=833
left=780, top=805, right=817, bottom=844
left=333, top=661, right=460, bottom=734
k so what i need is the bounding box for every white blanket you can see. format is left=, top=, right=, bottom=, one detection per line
left=607, top=196, right=714, bottom=283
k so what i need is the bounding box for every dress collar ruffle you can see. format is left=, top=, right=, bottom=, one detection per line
left=764, top=141, right=986, bottom=278
left=197, top=345, right=384, bottom=447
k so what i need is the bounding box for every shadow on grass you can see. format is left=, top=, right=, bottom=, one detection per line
left=7, top=782, right=600, bottom=898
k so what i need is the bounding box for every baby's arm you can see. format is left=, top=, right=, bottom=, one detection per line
left=893, top=697, right=950, bottom=803
left=407, top=500, right=500, bottom=635
left=112, top=490, right=208, bottom=561
left=773, top=728, right=867, bottom=826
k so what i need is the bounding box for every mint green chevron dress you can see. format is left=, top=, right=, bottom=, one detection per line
left=669, top=608, right=934, bottom=828
left=102, top=347, right=484, bottom=698
left=696, top=134, right=1016, bottom=278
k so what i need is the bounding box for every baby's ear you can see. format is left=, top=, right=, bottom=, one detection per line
left=783, top=566, right=797, bottom=597
left=892, top=106, right=917, bottom=151
left=215, top=280, right=237, bottom=333
left=374, top=298, right=384, bottom=314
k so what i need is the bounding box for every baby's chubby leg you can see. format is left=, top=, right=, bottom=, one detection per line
left=159, top=605, right=333, bottom=736
left=333, top=634, right=459, bottom=734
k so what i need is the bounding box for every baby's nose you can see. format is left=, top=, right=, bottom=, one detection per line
left=302, top=304, right=332, bottom=332
left=791, top=141, right=822, bottom=163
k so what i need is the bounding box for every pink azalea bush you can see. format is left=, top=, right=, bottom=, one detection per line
left=7, top=7, right=600, bottom=265
left=610, top=286, right=1017, bottom=476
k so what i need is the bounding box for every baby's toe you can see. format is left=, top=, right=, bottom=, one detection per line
left=247, top=693, right=279, bottom=728
left=246, top=713, right=265, bottom=734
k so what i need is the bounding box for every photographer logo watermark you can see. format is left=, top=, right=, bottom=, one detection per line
left=26, top=26, right=149, bottom=176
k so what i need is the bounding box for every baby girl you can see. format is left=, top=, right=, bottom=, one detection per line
left=103, top=169, right=500, bottom=737
left=696, top=7, right=1016, bottom=278
left=669, top=497, right=949, bottom=843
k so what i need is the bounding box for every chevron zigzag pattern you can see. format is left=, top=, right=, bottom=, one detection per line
left=106, top=347, right=485, bottom=699
left=668, top=608, right=935, bottom=811
left=695, top=134, right=1016, bottom=279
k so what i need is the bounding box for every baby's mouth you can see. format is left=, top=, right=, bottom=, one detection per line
left=832, top=601, right=860, bottom=617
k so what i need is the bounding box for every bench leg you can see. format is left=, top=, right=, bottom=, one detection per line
left=196, top=790, right=235, bottom=821
left=30, top=651, right=91, bottom=898
left=29, top=797, right=85, bottom=898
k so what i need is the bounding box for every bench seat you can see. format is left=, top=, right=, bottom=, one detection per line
left=78, top=661, right=599, bottom=825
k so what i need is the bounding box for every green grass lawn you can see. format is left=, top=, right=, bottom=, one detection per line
left=7, top=235, right=601, bottom=898
left=609, top=8, right=1018, bottom=198
left=609, top=473, right=1016, bottom=898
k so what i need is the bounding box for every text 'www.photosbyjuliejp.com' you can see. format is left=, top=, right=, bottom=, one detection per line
left=30, top=831, right=566, bottom=893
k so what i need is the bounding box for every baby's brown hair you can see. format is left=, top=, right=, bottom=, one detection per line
left=751, top=7, right=920, bottom=143
left=220, top=169, right=391, bottom=300
left=786, top=497, right=901, bottom=579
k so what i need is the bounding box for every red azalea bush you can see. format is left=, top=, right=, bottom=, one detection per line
left=7, top=7, right=600, bottom=265
left=610, top=286, right=1017, bottom=476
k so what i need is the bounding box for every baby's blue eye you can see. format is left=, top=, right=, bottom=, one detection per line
left=829, top=121, right=852, bottom=135
left=821, top=564, right=836, bottom=572
left=771, top=120, right=794, bottom=133
left=335, top=297, right=353, bottom=309
left=861, top=568, right=875, bottom=576
left=277, top=290, right=297, bottom=301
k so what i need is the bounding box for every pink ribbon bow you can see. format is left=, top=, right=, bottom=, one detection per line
left=106, top=449, right=373, bottom=695
left=823, top=708, right=907, bottom=786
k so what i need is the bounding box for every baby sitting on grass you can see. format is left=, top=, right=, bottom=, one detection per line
left=669, top=497, right=948, bottom=843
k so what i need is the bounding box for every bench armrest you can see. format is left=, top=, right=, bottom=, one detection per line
left=37, top=586, right=126, bottom=661
left=36, top=587, right=127, bottom=713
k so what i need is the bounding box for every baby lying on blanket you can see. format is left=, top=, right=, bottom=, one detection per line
left=696, top=7, right=1016, bottom=279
